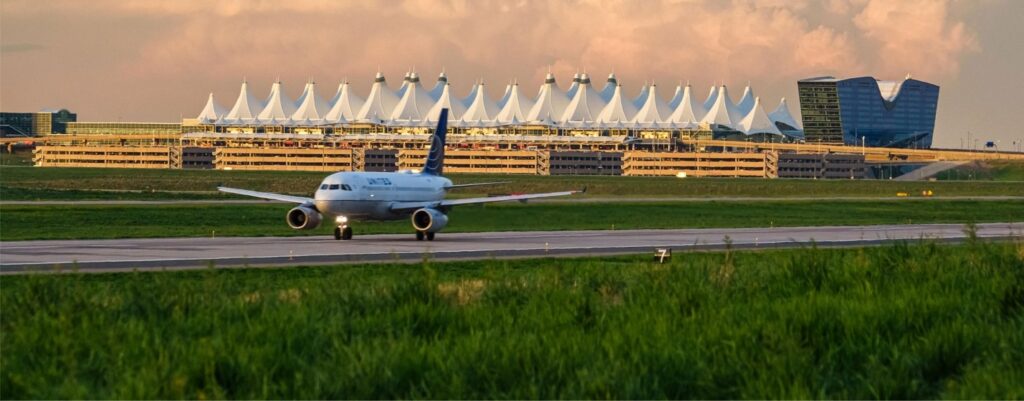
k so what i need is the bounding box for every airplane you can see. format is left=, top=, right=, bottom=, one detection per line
left=218, top=108, right=582, bottom=241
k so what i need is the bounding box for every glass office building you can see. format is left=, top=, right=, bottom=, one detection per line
left=797, top=76, right=939, bottom=148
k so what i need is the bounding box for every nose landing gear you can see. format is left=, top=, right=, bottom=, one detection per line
left=334, top=225, right=353, bottom=240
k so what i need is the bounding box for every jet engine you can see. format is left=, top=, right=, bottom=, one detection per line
left=411, top=208, right=448, bottom=233
left=286, top=206, right=322, bottom=230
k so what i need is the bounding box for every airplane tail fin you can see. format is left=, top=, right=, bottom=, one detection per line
left=422, top=108, right=448, bottom=176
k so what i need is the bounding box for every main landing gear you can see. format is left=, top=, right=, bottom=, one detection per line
left=334, top=225, right=353, bottom=240
left=415, top=231, right=435, bottom=241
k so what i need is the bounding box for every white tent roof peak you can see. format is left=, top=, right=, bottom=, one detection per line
left=596, top=83, right=638, bottom=124
left=428, top=71, right=448, bottom=100
left=197, top=92, right=227, bottom=122
left=739, top=96, right=783, bottom=136
left=495, top=83, right=536, bottom=124
left=561, top=74, right=606, bottom=123
left=599, top=73, right=618, bottom=102
left=291, top=81, right=330, bottom=121
left=425, top=82, right=467, bottom=122
left=632, top=83, right=649, bottom=108
left=702, top=85, right=719, bottom=110
left=668, top=84, right=684, bottom=109
left=527, top=73, right=569, bottom=123
left=357, top=73, right=400, bottom=122
left=396, top=71, right=413, bottom=98
left=389, top=74, right=434, bottom=123
left=566, top=72, right=583, bottom=99
left=461, top=82, right=500, bottom=122
left=668, top=84, right=707, bottom=124
left=324, top=81, right=365, bottom=123
left=736, top=85, right=756, bottom=115
left=224, top=81, right=263, bottom=122
left=257, top=81, right=297, bottom=122
left=461, top=82, right=480, bottom=108
left=768, top=97, right=802, bottom=130
left=701, top=85, right=739, bottom=129
left=632, top=84, right=672, bottom=124
left=497, top=82, right=514, bottom=109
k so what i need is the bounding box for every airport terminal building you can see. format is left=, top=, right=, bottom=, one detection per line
left=797, top=76, right=939, bottom=148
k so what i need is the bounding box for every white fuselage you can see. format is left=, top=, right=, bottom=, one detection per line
left=313, top=171, right=452, bottom=221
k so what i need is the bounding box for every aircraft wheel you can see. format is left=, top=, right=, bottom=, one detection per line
left=415, top=231, right=425, bottom=241
left=333, top=226, right=343, bottom=240
left=426, top=232, right=435, bottom=241
left=341, top=226, right=353, bottom=240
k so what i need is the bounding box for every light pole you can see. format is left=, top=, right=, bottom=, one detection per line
left=861, top=136, right=865, bottom=155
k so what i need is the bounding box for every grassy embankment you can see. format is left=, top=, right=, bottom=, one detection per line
left=936, top=160, right=1024, bottom=182
left=3, top=165, right=1024, bottom=201
left=3, top=240, right=1023, bottom=399
left=2, top=199, right=1023, bottom=241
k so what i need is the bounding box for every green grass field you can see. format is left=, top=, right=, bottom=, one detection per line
left=2, top=199, right=1022, bottom=241
left=937, top=161, right=1024, bottom=182
left=3, top=240, right=1022, bottom=399
left=3, top=165, right=1024, bottom=201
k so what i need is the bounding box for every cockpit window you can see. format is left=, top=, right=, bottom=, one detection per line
left=328, top=184, right=340, bottom=190
left=341, top=184, right=352, bottom=191
left=320, top=184, right=329, bottom=190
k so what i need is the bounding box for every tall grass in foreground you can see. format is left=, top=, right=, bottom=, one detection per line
left=3, top=240, right=1023, bottom=399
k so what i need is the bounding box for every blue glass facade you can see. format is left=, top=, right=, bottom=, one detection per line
left=798, top=77, right=939, bottom=148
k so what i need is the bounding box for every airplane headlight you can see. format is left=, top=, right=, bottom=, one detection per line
left=335, top=216, right=348, bottom=224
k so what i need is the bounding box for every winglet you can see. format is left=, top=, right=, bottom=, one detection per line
left=422, top=108, right=448, bottom=176
left=579, top=186, right=588, bottom=194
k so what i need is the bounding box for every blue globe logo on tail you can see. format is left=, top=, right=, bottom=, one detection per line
left=422, top=108, right=448, bottom=176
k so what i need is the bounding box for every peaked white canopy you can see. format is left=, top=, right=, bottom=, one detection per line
left=668, top=84, right=706, bottom=124
left=428, top=71, right=447, bottom=100
left=324, top=82, right=365, bottom=123
left=425, top=83, right=467, bottom=122
left=566, top=73, right=582, bottom=99
left=224, top=81, right=263, bottom=122
left=461, top=82, right=500, bottom=122
left=197, top=93, right=226, bottom=122
left=461, top=83, right=480, bottom=108
left=526, top=73, right=569, bottom=123
left=561, top=74, right=607, bottom=123
left=595, top=84, right=638, bottom=124
left=599, top=73, right=618, bottom=102
left=768, top=97, right=802, bottom=130
left=701, top=86, right=740, bottom=129
left=497, top=83, right=513, bottom=109
left=258, top=81, right=297, bottom=122
left=738, top=97, right=783, bottom=136
left=494, top=83, right=536, bottom=124
left=736, top=85, right=755, bottom=115
left=291, top=82, right=330, bottom=121
left=356, top=72, right=400, bottom=122
left=702, top=85, right=718, bottom=111
left=633, top=83, right=649, bottom=108
left=390, top=73, right=434, bottom=123
left=632, top=84, right=672, bottom=124
left=395, top=71, right=412, bottom=98
left=668, top=85, right=684, bottom=110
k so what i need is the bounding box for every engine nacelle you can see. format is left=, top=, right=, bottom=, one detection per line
left=286, top=206, right=322, bottom=230
left=411, top=208, right=448, bottom=233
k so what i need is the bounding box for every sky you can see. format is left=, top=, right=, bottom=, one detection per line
left=1, top=0, right=1021, bottom=149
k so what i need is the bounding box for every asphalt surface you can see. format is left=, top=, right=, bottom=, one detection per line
left=3, top=195, right=1024, bottom=206
left=1, top=223, right=1020, bottom=273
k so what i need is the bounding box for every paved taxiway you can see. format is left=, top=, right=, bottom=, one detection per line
left=2, top=195, right=1023, bottom=206
left=1, top=223, right=1020, bottom=273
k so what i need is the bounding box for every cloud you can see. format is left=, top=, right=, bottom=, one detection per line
left=854, top=0, right=978, bottom=77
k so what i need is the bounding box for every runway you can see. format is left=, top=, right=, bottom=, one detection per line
left=1, top=223, right=1020, bottom=273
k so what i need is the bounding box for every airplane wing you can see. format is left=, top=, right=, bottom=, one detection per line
left=444, top=181, right=511, bottom=190
left=389, top=189, right=583, bottom=212
left=218, top=187, right=314, bottom=204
